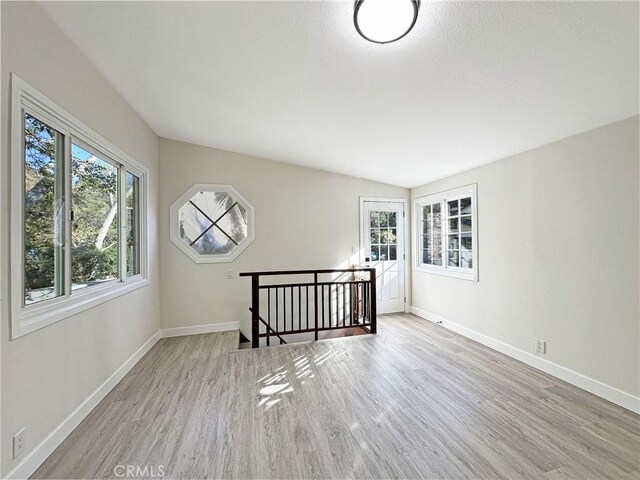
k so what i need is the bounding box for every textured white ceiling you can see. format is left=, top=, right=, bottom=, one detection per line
left=39, top=1, right=639, bottom=188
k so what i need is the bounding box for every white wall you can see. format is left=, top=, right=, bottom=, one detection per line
left=0, top=3, right=160, bottom=476
left=1, top=4, right=636, bottom=477
left=411, top=116, right=640, bottom=400
left=159, top=138, right=409, bottom=334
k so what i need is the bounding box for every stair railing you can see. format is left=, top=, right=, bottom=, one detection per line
left=239, top=268, right=377, bottom=348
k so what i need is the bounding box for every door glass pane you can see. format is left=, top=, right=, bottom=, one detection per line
left=423, top=249, right=432, bottom=264
left=448, top=251, right=459, bottom=267
left=423, top=219, right=430, bottom=235
left=24, top=114, right=65, bottom=305
left=448, top=234, right=459, bottom=250
left=461, top=215, right=472, bottom=232
left=422, top=235, right=430, bottom=249
left=71, top=143, right=119, bottom=290
left=388, top=212, right=396, bottom=228
left=126, top=172, right=140, bottom=277
left=448, top=200, right=459, bottom=216
left=423, top=205, right=431, bottom=219
left=449, top=217, right=459, bottom=233
left=368, top=207, right=402, bottom=263
left=460, top=197, right=472, bottom=215
left=387, top=228, right=397, bottom=245
left=433, top=203, right=441, bottom=215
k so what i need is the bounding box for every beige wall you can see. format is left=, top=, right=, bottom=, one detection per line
left=158, top=138, right=409, bottom=333
left=411, top=116, right=640, bottom=397
left=1, top=2, right=637, bottom=476
left=1, top=2, right=160, bottom=476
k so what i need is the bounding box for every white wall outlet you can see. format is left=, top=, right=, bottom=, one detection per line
left=226, top=270, right=234, bottom=280
left=13, top=428, right=26, bottom=459
left=535, top=338, right=546, bottom=354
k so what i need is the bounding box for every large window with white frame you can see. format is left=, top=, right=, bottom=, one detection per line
left=414, top=184, right=478, bottom=281
left=10, top=75, right=148, bottom=339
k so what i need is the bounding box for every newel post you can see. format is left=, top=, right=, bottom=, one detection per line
left=368, top=268, right=377, bottom=334
left=251, top=274, right=260, bottom=348
left=313, top=273, right=319, bottom=341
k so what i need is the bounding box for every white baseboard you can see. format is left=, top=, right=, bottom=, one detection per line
left=160, top=321, right=239, bottom=338
left=410, top=306, right=640, bottom=414
left=5, top=322, right=239, bottom=479
left=6, top=331, right=161, bottom=480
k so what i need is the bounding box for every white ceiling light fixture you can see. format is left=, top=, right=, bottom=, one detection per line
left=354, top=0, right=420, bottom=44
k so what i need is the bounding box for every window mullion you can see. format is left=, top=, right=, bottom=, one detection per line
left=119, top=166, right=127, bottom=282
left=431, top=207, right=435, bottom=265
left=63, top=131, right=72, bottom=299
left=442, top=199, right=447, bottom=269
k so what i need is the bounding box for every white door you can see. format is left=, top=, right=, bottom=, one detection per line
left=362, top=201, right=405, bottom=314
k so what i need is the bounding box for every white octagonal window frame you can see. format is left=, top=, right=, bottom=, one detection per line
left=170, top=184, right=255, bottom=264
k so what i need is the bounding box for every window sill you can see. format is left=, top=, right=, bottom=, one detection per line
left=415, top=265, right=478, bottom=282
left=11, top=277, right=150, bottom=340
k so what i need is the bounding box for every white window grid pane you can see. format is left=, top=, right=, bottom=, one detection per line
left=444, top=196, right=473, bottom=269
left=420, top=202, right=445, bottom=266
left=415, top=187, right=476, bottom=280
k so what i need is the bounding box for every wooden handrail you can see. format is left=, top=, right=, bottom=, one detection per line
left=256, top=280, right=372, bottom=290
left=239, top=268, right=373, bottom=277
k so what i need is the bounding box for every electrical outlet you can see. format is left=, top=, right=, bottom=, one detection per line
left=535, top=338, right=546, bottom=354
left=13, top=429, right=25, bottom=459
left=226, top=270, right=234, bottom=280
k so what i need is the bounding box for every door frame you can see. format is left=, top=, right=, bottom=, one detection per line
left=359, top=196, right=410, bottom=313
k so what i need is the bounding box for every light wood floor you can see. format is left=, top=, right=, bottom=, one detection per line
left=34, top=314, right=639, bottom=479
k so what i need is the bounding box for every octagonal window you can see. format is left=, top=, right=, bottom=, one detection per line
left=170, top=184, right=255, bottom=263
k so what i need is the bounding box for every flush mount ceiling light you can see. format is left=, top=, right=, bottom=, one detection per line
left=354, top=0, right=420, bottom=44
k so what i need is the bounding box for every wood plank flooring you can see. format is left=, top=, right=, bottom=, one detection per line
left=33, top=314, right=640, bottom=479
